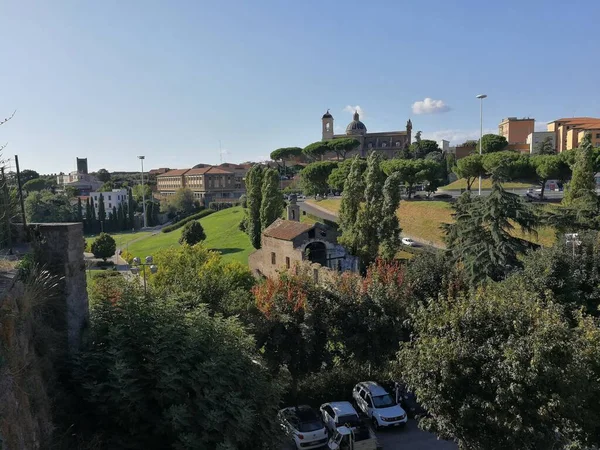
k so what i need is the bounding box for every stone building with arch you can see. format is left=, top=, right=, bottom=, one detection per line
left=321, top=109, right=412, bottom=158
left=248, top=198, right=359, bottom=280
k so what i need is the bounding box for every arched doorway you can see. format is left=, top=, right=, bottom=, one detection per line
left=304, top=242, right=327, bottom=266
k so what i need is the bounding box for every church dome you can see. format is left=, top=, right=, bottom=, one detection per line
left=322, top=109, right=333, bottom=119
left=345, top=111, right=367, bottom=135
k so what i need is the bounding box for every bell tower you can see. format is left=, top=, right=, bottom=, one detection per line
left=287, top=195, right=300, bottom=222
left=322, top=109, right=334, bottom=141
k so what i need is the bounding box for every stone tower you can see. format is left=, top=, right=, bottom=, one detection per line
left=322, top=110, right=334, bottom=141
left=287, top=194, right=300, bottom=221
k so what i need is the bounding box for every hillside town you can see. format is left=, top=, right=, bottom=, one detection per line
left=2, top=2, right=600, bottom=450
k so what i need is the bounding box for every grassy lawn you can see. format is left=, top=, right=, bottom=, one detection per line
left=440, top=178, right=533, bottom=191
left=308, top=197, right=556, bottom=248
left=310, top=198, right=341, bottom=214
left=127, top=207, right=254, bottom=265
left=86, top=230, right=152, bottom=250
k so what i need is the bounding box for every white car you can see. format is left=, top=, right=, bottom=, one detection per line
left=320, top=401, right=362, bottom=433
left=352, top=381, right=408, bottom=430
left=277, top=405, right=329, bottom=449
left=401, top=237, right=415, bottom=247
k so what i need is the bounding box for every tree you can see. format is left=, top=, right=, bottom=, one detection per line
left=111, top=205, right=118, bottom=231
left=76, top=197, right=83, bottom=222
left=91, top=232, right=116, bottom=261
left=245, top=165, right=264, bottom=249
left=534, top=136, right=555, bottom=155
left=22, top=178, right=48, bottom=192
left=303, top=141, right=330, bottom=161
left=24, top=191, right=74, bottom=223
left=90, top=196, right=96, bottom=221
left=85, top=197, right=92, bottom=231
left=132, top=184, right=152, bottom=204
left=444, top=183, right=539, bottom=284
left=482, top=150, right=531, bottom=181
left=409, top=139, right=439, bottom=159
left=75, top=289, right=285, bottom=450
left=327, top=157, right=367, bottom=192
left=98, top=181, right=115, bottom=192
left=260, top=168, right=284, bottom=229
left=480, top=133, right=508, bottom=153
left=19, top=169, right=39, bottom=184
left=128, top=188, right=135, bottom=229
left=64, top=185, right=78, bottom=198
left=382, top=159, right=434, bottom=199
left=97, top=193, right=106, bottom=222
left=300, top=161, right=337, bottom=196
left=96, top=168, right=111, bottom=182
left=270, top=147, right=303, bottom=163
left=354, top=152, right=386, bottom=265
left=170, top=188, right=195, bottom=214
left=453, top=154, right=484, bottom=191
left=117, top=203, right=125, bottom=231
left=179, top=220, right=206, bottom=246
left=379, top=172, right=403, bottom=260
left=399, top=282, right=600, bottom=449
left=327, top=137, right=360, bottom=161
left=530, top=154, right=570, bottom=199
left=563, top=132, right=597, bottom=210
left=419, top=159, right=443, bottom=197
left=338, top=157, right=366, bottom=255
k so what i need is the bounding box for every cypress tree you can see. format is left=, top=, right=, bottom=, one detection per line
left=128, top=188, right=135, bottom=229
left=85, top=198, right=92, bottom=232
left=260, top=168, right=284, bottom=229
left=98, top=193, right=106, bottom=222
left=379, top=172, right=403, bottom=261
left=563, top=132, right=597, bottom=210
left=118, top=203, right=125, bottom=231
left=245, top=165, right=264, bottom=249
left=338, top=157, right=365, bottom=255
left=112, top=205, right=118, bottom=231
left=76, top=197, right=83, bottom=223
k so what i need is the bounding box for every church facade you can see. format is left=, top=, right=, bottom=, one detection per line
left=321, top=110, right=412, bottom=158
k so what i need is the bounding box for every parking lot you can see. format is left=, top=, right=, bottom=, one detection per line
left=281, top=418, right=457, bottom=450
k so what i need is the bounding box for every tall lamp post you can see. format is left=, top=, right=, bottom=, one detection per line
left=129, top=255, right=158, bottom=293
left=476, top=94, right=487, bottom=196
left=138, top=155, right=147, bottom=228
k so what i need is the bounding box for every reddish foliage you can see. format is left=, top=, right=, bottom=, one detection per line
left=364, top=258, right=406, bottom=290
left=253, top=275, right=309, bottom=319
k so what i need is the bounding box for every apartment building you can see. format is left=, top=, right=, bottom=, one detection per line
left=547, top=118, right=600, bottom=152
left=498, top=117, right=535, bottom=144
left=156, top=163, right=249, bottom=205
left=89, top=189, right=129, bottom=212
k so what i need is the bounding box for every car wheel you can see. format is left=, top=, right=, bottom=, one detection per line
left=372, top=417, right=379, bottom=431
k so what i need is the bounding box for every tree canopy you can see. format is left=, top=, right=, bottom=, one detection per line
left=530, top=154, right=570, bottom=199
left=327, top=157, right=367, bottom=192
left=534, top=136, right=556, bottom=155
left=327, top=137, right=360, bottom=160
left=179, top=220, right=206, bottom=246
left=453, top=154, right=484, bottom=191
left=96, top=168, right=111, bottom=182
left=24, top=191, right=73, bottom=223
left=23, top=177, right=49, bottom=192
left=563, top=133, right=597, bottom=210
left=480, top=134, right=508, bottom=153
left=302, top=141, right=330, bottom=160
left=270, top=147, right=303, bottom=162
left=409, top=139, right=439, bottom=159
left=91, top=232, right=116, bottom=261
left=300, top=161, right=338, bottom=196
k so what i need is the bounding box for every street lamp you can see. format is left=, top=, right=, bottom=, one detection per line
left=476, top=94, right=487, bottom=196
left=565, top=233, right=581, bottom=259
left=138, top=155, right=147, bottom=228
left=129, top=255, right=158, bottom=293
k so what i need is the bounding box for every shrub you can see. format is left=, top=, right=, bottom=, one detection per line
left=161, top=209, right=215, bottom=233
left=179, top=221, right=206, bottom=246
left=120, top=250, right=134, bottom=264
left=95, top=260, right=115, bottom=268
left=91, top=233, right=116, bottom=261
left=239, top=194, right=247, bottom=208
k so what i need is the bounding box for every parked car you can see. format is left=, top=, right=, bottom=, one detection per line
left=277, top=405, right=329, bottom=449
left=352, top=381, right=408, bottom=430
left=401, top=237, right=415, bottom=247
left=320, top=401, right=362, bottom=433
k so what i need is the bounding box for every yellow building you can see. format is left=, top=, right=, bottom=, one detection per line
left=547, top=118, right=600, bottom=152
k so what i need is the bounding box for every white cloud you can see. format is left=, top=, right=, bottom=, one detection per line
left=411, top=98, right=451, bottom=115
left=343, top=105, right=366, bottom=119
left=535, top=121, right=549, bottom=132
left=422, top=128, right=496, bottom=145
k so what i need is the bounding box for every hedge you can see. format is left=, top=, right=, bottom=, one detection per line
left=161, top=209, right=215, bottom=233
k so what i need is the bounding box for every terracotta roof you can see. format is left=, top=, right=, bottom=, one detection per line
left=263, top=219, right=314, bottom=241
left=158, top=169, right=190, bottom=177
left=185, top=167, right=211, bottom=175
left=205, top=167, right=235, bottom=174
left=550, top=117, right=600, bottom=129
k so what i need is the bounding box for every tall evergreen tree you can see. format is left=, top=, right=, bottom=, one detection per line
left=97, top=193, right=106, bottom=222
left=563, top=133, right=597, bottom=210
left=444, top=181, right=539, bottom=284
left=379, top=172, right=403, bottom=261
left=354, top=152, right=386, bottom=265
left=128, top=188, right=135, bottom=229
left=76, top=197, right=83, bottom=223
left=85, top=197, right=92, bottom=232
left=117, top=203, right=125, bottom=231
left=338, top=157, right=365, bottom=255
left=260, top=168, right=284, bottom=229
left=112, top=205, right=118, bottom=231
left=90, top=196, right=96, bottom=220
left=245, top=165, right=264, bottom=249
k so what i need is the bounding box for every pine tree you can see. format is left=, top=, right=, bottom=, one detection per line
left=444, top=181, right=539, bottom=284
left=338, top=157, right=365, bottom=254
left=85, top=198, right=92, bottom=232
left=354, top=152, right=386, bottom=265
left=128, top=188, right=135, bottom=229
left=117, top=203, right=125, bottom=231
left=76, top=197, right=83, bottom=223
left=379, top=172, right=403, bottom=261
left=97, top=193, right=106, bottom=222
left=90, top=196, right=96, bottom=220
left=563, top=132, right=597, bottom=210
left=112, top=205, right=118, bottom=231
left=260, top=168, right=284, bottom=229
left=245, top=165, right=264, bottom=249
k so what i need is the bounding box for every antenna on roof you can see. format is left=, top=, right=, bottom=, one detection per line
left=219, top=140, right=223, bottom=164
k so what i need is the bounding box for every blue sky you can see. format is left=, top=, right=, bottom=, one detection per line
left=1, top=0, right=599, bottom=174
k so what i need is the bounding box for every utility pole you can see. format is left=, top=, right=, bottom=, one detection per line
left=138, top=156, right=147, bottom=228
left=14, top=155, right=26, bottom=226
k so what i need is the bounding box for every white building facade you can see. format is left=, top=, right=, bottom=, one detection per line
left=527, top=132, right=555, bottom=154
left=89, top=189, right=129, bottom=213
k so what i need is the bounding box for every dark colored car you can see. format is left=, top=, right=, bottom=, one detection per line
left=379, top=380, right=427, bottom=419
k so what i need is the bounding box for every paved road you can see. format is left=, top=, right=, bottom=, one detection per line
left=281, top=419, right=457, bottom=450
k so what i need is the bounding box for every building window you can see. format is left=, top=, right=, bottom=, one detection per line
left=271, top=252, right=276, bottom=265
left=382, top=142, right=387, bottom=148
left=596, top=133, right=600, bottom=139
left=108, top=203, right=112, bottom=208
left=396, top=141, right=401, bottom=147
left=108, top=195, right=111, bottom=200
left=286, top=257, right=290, bottom=269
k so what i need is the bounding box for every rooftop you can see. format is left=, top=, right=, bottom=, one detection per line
left=158, top=169, right=190, bottom=177
left=549, top=117, right=600, bottom=129
left=263, top=219, right=314, bottom=241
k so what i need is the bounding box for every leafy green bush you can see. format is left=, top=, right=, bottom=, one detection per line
left=75, top=290, right=286, bottom=449
left=161, top=209, right=215, bottom=233
left=178, top=221, right=206, bottom=245
left=91, top=233, right=116, bottom=261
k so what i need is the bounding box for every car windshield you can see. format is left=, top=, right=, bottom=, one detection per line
left=298, top=420, right=323, bottom=432
left=372, top=394, right=396, bottom=408
left=336, top=414, right=360, bottom=427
